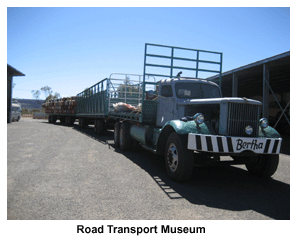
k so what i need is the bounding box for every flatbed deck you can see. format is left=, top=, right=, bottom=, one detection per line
left=108, top=111, right=141, bottom=122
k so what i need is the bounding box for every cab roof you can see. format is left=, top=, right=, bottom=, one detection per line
left=160, top=77, right=219, bottom=87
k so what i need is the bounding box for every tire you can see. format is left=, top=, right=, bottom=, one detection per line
left=48, top=115, right=52, bottom=123
left=79, top=118, right=87, bottom=128
left=60, top=117, right=66, bottom=124
left=114, top=122, right=121, bottom=147
left=66, top=117, right=70, bottom=125
left=95, top=119, right=105, bottom=135
left=119, top=122, right=132, bottom=151
left=69, top=117, right=74, bottom=126
left=245, top=154, right=279, bottom=178
left=165, top=132, right=193, bottom=182
left=66, top=117, right=74, bottom=126
left=52, top=116, right=57, bottom=124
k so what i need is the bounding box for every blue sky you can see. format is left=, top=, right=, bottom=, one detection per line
left=7, top=7, right=290, bottom=99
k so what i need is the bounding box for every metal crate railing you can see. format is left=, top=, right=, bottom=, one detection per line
left=76, top=78, right=108, bottom=115
left=143, top=43, right=223, bottom=85
left=107, top=73, right=144, bottom=112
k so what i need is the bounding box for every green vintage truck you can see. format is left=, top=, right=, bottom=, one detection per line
left=45, top=43, right=282, bottom=182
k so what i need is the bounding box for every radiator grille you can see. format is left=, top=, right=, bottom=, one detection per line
left=227, top=102, right=261, bottom=137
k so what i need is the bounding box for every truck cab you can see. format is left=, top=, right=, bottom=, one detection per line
left=153, top=77, right=281, bottom=181
left=156, top=77, right=266, bottom=138
left=11, top=101, right=21, bottom=122
left=156, top=78, right=222, bottom=127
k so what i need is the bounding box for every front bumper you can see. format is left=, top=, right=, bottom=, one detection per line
left=187, top=133, right=282, bottom=154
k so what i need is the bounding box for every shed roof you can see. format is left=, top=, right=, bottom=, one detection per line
left=7, top=64, right=25, bottom=77
left=207, top=51, right=290, bottom=97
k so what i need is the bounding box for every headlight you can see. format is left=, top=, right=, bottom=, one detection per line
left=245, top=125, right=253, bottom=135
left=260, top=118, right=269, bottom=128
left=194, top=113, right=204, bottom=125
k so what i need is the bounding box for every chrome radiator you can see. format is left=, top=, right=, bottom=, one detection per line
left=226, top=102, right=261, bottom=137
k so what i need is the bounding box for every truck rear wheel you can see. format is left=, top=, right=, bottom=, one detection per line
left=119, top=122, right=132, bottom=151
left=114, top=122, right=121, bottom=147
left=245, top=154, right=279, bottom=178
left=165, top=132, right=193, bottom=182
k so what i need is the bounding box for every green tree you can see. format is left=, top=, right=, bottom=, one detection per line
left=117, top=77, right=140, bottom=100
left=31, top=86, right=61, bottom=102
left=21, top=108, right=30, bottom=114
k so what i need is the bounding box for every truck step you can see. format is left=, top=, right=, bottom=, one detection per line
left=141, top=144, right=157, bottom=154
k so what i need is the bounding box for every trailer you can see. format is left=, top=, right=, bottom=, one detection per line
left=44, top=43, right=282, bottom=182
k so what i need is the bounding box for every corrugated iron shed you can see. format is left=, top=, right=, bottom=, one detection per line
left=7, top=64, right=25, bottom=123
left=7, top=64, right=25, bottom=77
left=208, top=51, right=290, bottom=98
left=207, top=52, right=290, bottom=134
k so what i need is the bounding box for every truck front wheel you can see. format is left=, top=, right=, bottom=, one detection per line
left=245, top=154, right=279, bottom=178
left=165, top=132, right=193, bottom=182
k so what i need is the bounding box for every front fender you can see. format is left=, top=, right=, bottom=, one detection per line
left=155, top=120, right=213, bottom=155
left=258, top=126, right=281, bottom=138
left=162, top=120, right=213, bottom=135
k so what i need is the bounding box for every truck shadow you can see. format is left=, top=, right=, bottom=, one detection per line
left=70, top=123, right=290, bottom=220
left=119, top=150, right=290, bottom=220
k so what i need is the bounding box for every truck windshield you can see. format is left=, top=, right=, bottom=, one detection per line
left=12, top=106, right=21, bottom=112
left=175, top=82, right=221, bottom=99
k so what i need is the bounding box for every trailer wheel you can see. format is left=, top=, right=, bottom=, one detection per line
left=65, top=117, right=74, bottom=126
left=119, top=122, right=132, bottom=151
left=95, top=119, right=105, bottom=135
left=165, top=132, right=193, bottom=182
left=114, top=122, right=121, bottom=147
left=62, top=117, right=67, bottom=124
left=69, top=117, right=74, bottom=126
left=79, top=118, right=87, bottom=128
left=245, top=154, right=279, bottom=178
left=52, top=116, right=57, bottom=124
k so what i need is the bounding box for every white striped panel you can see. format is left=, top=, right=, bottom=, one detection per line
left=187, top=133, right=196, bottom=150
left=222, top=137, right=229, bottom=153
left=268, top=139, right=275, bottom=153
left=211, top=136, right=219, bottom=153
left=201, top=135, right=207, bottom=151
left=276, top=139, right=282, bottom=153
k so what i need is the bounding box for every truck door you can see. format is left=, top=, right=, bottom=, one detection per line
left=156, top=84, right=175, bottom=127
